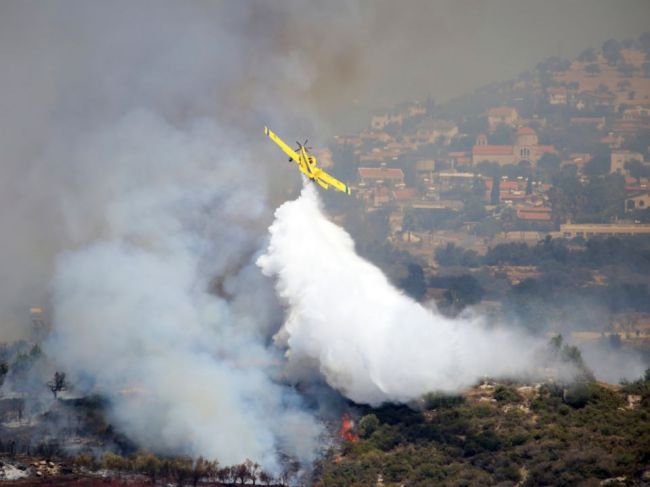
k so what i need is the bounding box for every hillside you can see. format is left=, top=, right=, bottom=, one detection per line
left=317, top=376, right=650, bottom=486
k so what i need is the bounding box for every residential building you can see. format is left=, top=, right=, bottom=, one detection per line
left=610, top=150, right=645, bottom=174
left=393, top=187, right=419, bottom=207
left=359, top=147, right=400, bottom=164
left=517, top=206, right=552, bottom=222
left=548, top=87, right=568, bottom=105
left=487, top=106, right=519, bottom=130
left=358, top=167, right=405, bottom=187
left=570, top=116, right=606, bottom=130
left=558, top=223, right=650, bottom=238
left=359, top=130, right=393, bottom=143
left=625, top=193, right=650, bottom=212
left=370, top=111, right=404, bottom=130
left=415, top=159, right=436, bottom=184
left=471, top=127, right=556, bottom=166
left=566, top=153, right=593, bottom=169
left=333, top=135, right=363, bottom=147
left=415, top=119, right=458, bottom=144
left=600, top=132, right=624, bottom=149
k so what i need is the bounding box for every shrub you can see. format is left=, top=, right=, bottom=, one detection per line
left=358, top=414, right=380, bottom=439
left=494, top=385, right=522, bottom=403
left=422, top=392, right=464, bottom=410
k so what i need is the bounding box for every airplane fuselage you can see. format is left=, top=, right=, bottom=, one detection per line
left=298, top=147, right=317, bottom=179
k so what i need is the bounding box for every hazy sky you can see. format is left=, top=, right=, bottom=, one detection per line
left=331, top=0, right=650, bottom=127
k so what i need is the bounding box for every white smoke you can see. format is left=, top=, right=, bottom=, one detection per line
left=258, top=185, right=540, bottom=406
left=47, top=111, right=322, bottom=470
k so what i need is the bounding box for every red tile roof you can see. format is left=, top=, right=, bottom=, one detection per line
left=517, top=127, right=537, bottom=136
left=485, top=180, right=521, bottom=191
left=488, top=106, right=517, bottom=116
left=501, top=181, right=520, bottom=191
left=501, top=193, right=527, bottom=201
left=626, top=185, right=649, bottom=192
left=393, top=188, right=418, bottom=201
left=517, top=206, right=552, bottom=221
left=358, top=167, right=404, bottom=179
left=472, top=145, right=513, bottom=156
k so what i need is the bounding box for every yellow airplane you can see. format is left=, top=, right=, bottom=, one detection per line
left=265, top=126, right=351, bottom=195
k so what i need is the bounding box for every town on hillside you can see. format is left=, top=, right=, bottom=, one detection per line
left=322, top=34, right=650, bottom=350
left=327, top=37, right=650, bottom=254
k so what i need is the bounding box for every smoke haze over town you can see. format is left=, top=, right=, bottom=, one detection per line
left=1, top=1, right=650, bottom=485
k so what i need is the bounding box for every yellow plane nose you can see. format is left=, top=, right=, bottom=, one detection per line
left=264, top=126, right=269, bottom=136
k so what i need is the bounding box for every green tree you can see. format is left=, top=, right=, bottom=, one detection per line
left=440, top=275, right=485, bottom=311
left=624, top=159, right=648, bottom=182
left=537, top=152, right=561, bottom=180
left=643, top=61, right=650, bottom=78
left=0, top=362, right=7, bottom=390
left=477, top=161, right=502, bottom=178
left=463, top=197, right=487, bottom=222
left=500, top=206, right=517, bottom=236
left=585, top=63, right=601, bottom=76
left=583, top=152, right=610, bottom=176
left=434, top=243, right=480, bottom=267
left=622, top=129, right=650, bottom=154
left=399, top=263, right=427, bottom=301
left=602, top=38, right=622, bottom=65
left=577, top=48, right=597, bottom=62
left=472, top=175, right=487, bottom=197
left=640, top=32, right=650, bottom=54
left=580, top=174, right=626, bottom=222
left=491, top=124, right=513, bottom=145
left=537, top=56, right=571, bottom=74
left=617, top=63, right=637, bottom=78
left=490, top=175, right=500, bottom=205
left=358, top=414, right=380, bottom=438
left=494, top=385, right=522, bottom=403
left=548, top=165, right=581, bottom=223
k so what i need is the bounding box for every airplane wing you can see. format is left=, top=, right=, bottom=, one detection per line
left=316, top=169, right=351, bottom=195
left=264, top=126, right=301, bottom=163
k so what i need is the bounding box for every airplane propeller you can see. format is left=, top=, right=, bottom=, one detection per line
left=296, top=139, right=312, bottom=151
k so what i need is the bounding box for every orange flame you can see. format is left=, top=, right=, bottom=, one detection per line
left=339, top=413, right=359, bottom=443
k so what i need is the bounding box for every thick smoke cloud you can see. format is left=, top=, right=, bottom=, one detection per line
left=0, top=0, right=369, bottom=469
left=258, top=186, right=540, bottom=405
left=0, top=1, right=368, bottom=342
left=47, top=112, right=326, bottom=469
